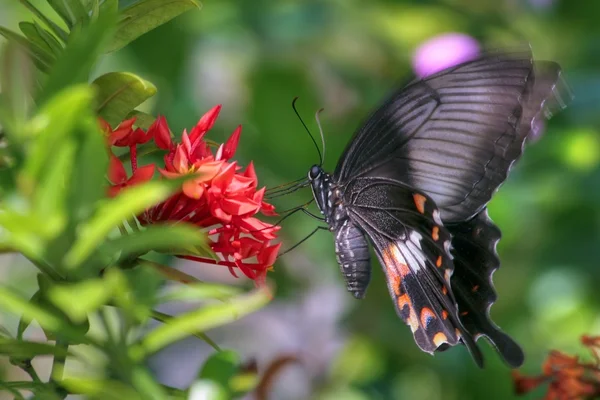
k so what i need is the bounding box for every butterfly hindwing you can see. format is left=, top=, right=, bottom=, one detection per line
left=344, top=177, right=483, bottom=365
left=448, top=209, right=525, bottom=368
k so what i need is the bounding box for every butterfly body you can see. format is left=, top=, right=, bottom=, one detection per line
left=307, top=49, right=570, bottom=368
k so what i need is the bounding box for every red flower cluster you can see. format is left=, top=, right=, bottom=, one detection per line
left=513, top=335, right=600, bottom=400
left=102, top=106, right=281, bottom=285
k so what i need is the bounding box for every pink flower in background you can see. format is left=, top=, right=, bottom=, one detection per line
left=412, top=33, right=480, bottom=78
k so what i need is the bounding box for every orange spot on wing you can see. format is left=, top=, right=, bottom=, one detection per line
left=420, top=307, right=436, bottom=327
left=442, top=286, right=448, bottom=295
left=472, top=285, right=480, bottom=293
left=455, top=328, right=461, bottom=339
left=442, top=310, right=448, bottom=319
left=386, top=265, right=402, bottom=296
left=433, top=332, right=448, bottom=347
left=382, top=244, right=410, bottom=277
left=396, top=294, right=419, bottom=333
left=436, top=255, right=442, bottom=268
left=432, top=226, right=439, bottom=241
left=397, top=294, right=411, bottom=310
left=461, top=311, right=469, bottom=316
left=413, top=193, right=426, bottom=214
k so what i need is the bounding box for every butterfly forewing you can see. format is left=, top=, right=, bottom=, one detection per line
left=334, top=49, right=570, bottom=222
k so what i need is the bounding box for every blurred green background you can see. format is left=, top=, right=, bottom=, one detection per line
left=1, top=0, right=600, bottom=399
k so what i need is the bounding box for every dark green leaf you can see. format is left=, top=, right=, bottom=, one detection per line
left=112, top=267, right=163, bottom=323
left=18, top=0, right=69, bottom=42
left=0, top=27, right=54, bottom=72
left=0, top=338, right=70, bottom=358
left=0, top=41, right=34, bottom=151
left=93, top=72, right=157, bottom=126
left=107, top=0, right=200, bottom=53
left=198, top=350, right=241, bottom=393
left=19, top=22, right=56, bottom=58
left=38, top=10, right=116, bottom=105
left=47, top=0, right=90, bottom=28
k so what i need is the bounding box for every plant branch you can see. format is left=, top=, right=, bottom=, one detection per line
left=150, top=310, right=221, bottom=352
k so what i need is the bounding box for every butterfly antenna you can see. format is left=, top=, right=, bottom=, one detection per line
left=292, top=97, right=323, bottom=165
left=315, top=108, right=326, bottom=166
left=277, top=226, right=327, bottom=258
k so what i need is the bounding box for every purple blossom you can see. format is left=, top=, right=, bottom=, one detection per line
left=412, top=33, right=480, bottom=78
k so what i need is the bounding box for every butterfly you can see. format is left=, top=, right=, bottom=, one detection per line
left=307, top=48, right=570, bottom=367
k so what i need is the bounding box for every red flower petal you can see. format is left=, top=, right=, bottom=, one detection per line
left=189, top=104, right=222, bottom=143
left=183, top=179, right=205, bottom=199
left=110, top=117, right=137, bottom=146
left=258, top=242, right=281, bottom=267
left=151, top=116, right=173, bottom=150
left=221, top=197, right=260, bottom=216
left=108, top=155, right=128, bottom=184
left=129, top=164, right=155, bottom=185
left=222, top=125, right=241, bottom=160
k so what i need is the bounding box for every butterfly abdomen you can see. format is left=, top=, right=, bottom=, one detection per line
left=334, top=219, right=371, bottom=299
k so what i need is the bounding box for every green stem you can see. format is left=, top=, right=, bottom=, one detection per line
left=137, top=258, right=203, bottom=284
left=20, top=359, right=41, bottom=383
left=150, top=310, right=222, bottom=352
left=28, top=257, right=63, bottom=281
left=51, top=338, right=69, bottom=399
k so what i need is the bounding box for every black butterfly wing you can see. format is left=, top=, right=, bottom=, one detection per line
left=334, top=49, right=570, bottom=222
left=447, top=208, right=524, bottom=368
left=343, top=176, right=484, bottom=366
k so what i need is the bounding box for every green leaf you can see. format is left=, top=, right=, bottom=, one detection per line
left=198, top=350, right=241, bottom=394
left=114, top=267, right=163, bottom=323
left=0, top=27, right=54, bottom=72
left=93, top=72, right=157, bottom=126
left=39, top=10, right=116, bottom=105
left=126, top=110, right=155, bottom=130
left=19, top=22, right=56, bottom=58
left=31, top=138, right=75, bottom=239
left=17, top=291, right=40, bottom=340
left=103, top=224, right=207, bottom=263
left=0, top=285, right=87, bottom=344
left=0, top=338, right=69, bottom=358
left=67, top=116, right=109, bottom=227
left=0, top=212, right=46, bottom=259
left=47, top=0, right=90, bottom=28
left=63, top=180, right=183, bottom=269
left=158, top=283, right=241, bottom=304
left=130, top=367, right=168, bottom=400
left=107, top=0, right=201, bottom=53
left=22, top=21, right=64, bottom=58
left=133, top=286, right=272, bottom=358
left=19, top=0, right=69, bottom=42
left=23, top=85, right=94, bottom=187
left=0, top=41, right=35, bottom=137
left=47, top=279, right=114, bottom=323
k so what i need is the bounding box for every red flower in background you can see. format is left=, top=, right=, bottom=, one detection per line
left=102, top=105, right=280, bottom=285
left=512, top=335, right=600, bottom=400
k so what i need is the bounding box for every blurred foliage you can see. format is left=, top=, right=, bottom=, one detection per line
left=0, top=0, right=599, bottom=399
left=0, top=1, right=272, bottom=399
